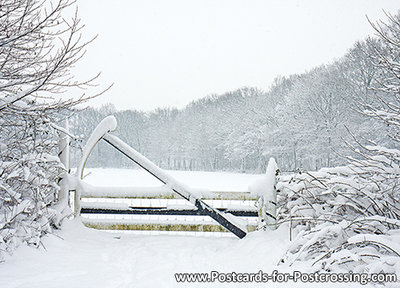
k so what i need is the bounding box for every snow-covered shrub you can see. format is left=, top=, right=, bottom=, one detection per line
left=0, top=0, right=101, bottom=261
left=0, top=109, right=65, bottom=262
left=276, top=147, right=400, bottom=276
left=275, top=11, right=400, bottom=280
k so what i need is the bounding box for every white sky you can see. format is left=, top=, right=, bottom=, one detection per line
left=74, top=0, right=400, bottom=111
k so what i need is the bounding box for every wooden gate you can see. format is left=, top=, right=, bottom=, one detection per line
left=59, top=116, right=278, bottom=238
left=79, top=182, right=259, bottom=235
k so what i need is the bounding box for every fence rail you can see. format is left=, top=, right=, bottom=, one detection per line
left=79, top=183, right=258, bottom=200
left=78, top=186, right=259, bottom=233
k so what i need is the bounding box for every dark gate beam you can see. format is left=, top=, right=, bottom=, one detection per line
left=102, top=133, right=247, bottom=239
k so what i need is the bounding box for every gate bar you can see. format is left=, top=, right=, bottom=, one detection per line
left=102, top=133, right=247, bottom=239
left=80, top=207, right=258, bottom=217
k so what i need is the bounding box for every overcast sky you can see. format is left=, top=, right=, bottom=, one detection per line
left=74, top=0, right=400, bottom=111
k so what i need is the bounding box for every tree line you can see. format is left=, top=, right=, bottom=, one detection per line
left=70, top=28, right=394, bottom=172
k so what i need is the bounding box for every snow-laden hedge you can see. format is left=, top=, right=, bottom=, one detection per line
left=276, top=146, right=400, bottom=276
left=0, top=113, right=65, bottom=262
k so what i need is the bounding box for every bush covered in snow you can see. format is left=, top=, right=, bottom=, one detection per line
left=0, top=0, right=101, bottom=261
left=0, top=111, right=65, bottom=262
left=277, top=148, right=400, bottom=275
left=276, top=11, right=400, bottom=279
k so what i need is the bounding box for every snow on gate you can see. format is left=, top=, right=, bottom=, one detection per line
left=58, top=116, right=278, bottom=238
left=79, top=180, right=259, bottom=236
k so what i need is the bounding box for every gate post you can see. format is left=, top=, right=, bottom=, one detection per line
left=262, top=158, right=278, bottom=230
left=58, top=118, right=71, bottom=210
left=250, top=158, right=279, bottom=230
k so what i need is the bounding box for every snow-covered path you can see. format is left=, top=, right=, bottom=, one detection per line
left=0, top=221, right=289, bottom=288
left=0, top=221, right=365, bottom=288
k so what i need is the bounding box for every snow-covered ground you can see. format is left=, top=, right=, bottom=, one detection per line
left=0, top=221, right=281, bottom=288
left=0, top=169, right=375, bottom=287
left=0, top=221, right=368, bottom=288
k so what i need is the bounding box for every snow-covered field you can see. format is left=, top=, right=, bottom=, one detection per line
left=0, top=169, right=374, bottom=288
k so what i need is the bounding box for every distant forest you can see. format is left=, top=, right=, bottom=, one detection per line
left=69, top=35, right=395, bottom=172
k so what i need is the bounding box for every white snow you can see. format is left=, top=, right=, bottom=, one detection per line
left=0, top=220, right=372, bottom=288
left=249, top=157, right=278, bottom=198
left=347, top=234, right=400, bottom=256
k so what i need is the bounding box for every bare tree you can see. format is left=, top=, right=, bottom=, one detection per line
left=363, top=11, right=400, bottom=143
left=0, top=0, right=108, bottom=260
left=0, top=0, right=104, bottom=112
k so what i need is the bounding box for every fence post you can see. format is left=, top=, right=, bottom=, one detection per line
left=58, top=118, right=70, bottom=209
left=255, top=158, right=278, bottom=230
